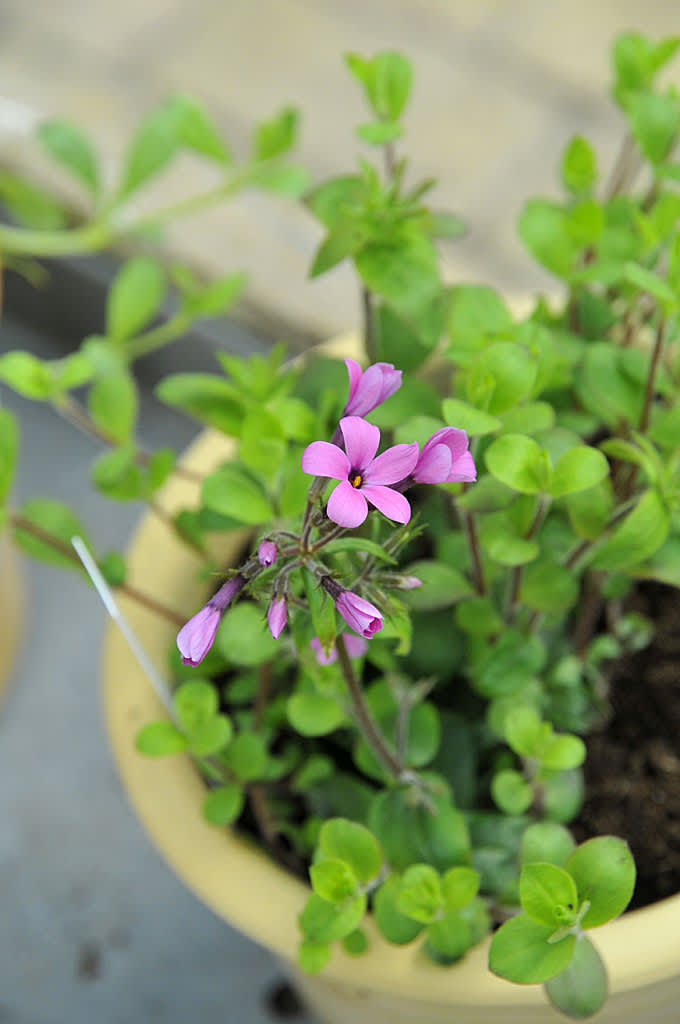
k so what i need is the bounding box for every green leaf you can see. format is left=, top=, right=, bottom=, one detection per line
left=253, top=107, right=298, bottom=160
left=447, top=284, right=513, bottom=360
left=98, top=550, right=127, bottom=587
left=0, top=409, right=18, bottom=503
left=247, top=163, right=310, bottom=196
left=168, top=93, right=232, bottom=164
left=223, top=730, right=269, bottom=782
left=0, top=351, right=52, bottom=398
left=548, top=446, right=609, bottom=498
left=106, top=257, right=166, bottom=341
left=401, top=560, right=473, bottom=610
left=504, top=706, right=543, bottom=757
left=298, top=940, right=331, bottom=974
left=0, top=171, right=67, bottom=229
left=369, top=789, right=470, bottom=873
left=472, top=630, right=545, bottom=698
left=545, top=934, right=608, bottom=1019
left=202, top=783, right=245, bottom=826
left=565, top=837, right=636, bottom=928
left=180, top=271, right=247, bottom=318
left=542, top=734, right=586, bottom=772
left=135, top=720, right=188, bottom=756
left=427, top=910, right=471, bottom=959
left=319, top=819, right=382, bottom=883
left=356, top=120, right=402, bottom=145
left=188, top=715, right=233, bottom=756
left=37, top=118, right=99, bottom=194
left=202, top=464, right=273, bottom=524
left=88, top=369, right=138, bottom=444
left=519, top=559, right=579, bottom=613
left=566, top=480, right=614, bottom=540
left=342, top=929, right=368, bottom=955
left=491, top=770, right=533, bottom=815
left=590, top=489, right=669, bottom=570
left=467, top=342, right=536, bottom=415
left=613, top=33, right=680, bottom=104
left=577, top=343, right=642, bottom=429
left=118, top=101, right=182, bottom=198
left=13, top=498, right=88, bottom=569
left=287, top=693, right=346, bottom=737
left=498, top=402, right=555, bottom=436
left=91, top=446, right=143, bottom=501
left=622, top=261, right=677, bottom=307
left=306, top=175, right=366, bottom=229
left=442, top=398, right=501, bottom=437
left=561, top=136, right=597, bottom=195
left=521, top=824, right=576, bottom=868
left=520, top=863, right=579, bottom=928
left=355, top=235, right=440, bottom=317
left=310, top=858, right=359, bottom=904
left=298, top=892, right=366, bottom=943
left=395, top=864, right=443, bottom=923
left=345, top=51, right=413, bottom=120
left=485, top=434, right=550, bottom=494
left=629, top=89, right=680, bottom=165
left=310, top=224, right=368, bottom=276
left=173, top=679, right=219, bottom=732
left=373, top=876, right=424, bottom=944
left=478, top=512, right=539, bottom=567
left=518, top=199, right=577, bottom=279
left=155, top=373, right=244, bottom=434
left=216, top=603, right=279, bottom=666
left=489, top=914, right=576, bottom=984
left=304, top=571, right=336, bottom=657
left=441, top=866, right=480, bottom=910
left=321, top=536, right=397, bottom=564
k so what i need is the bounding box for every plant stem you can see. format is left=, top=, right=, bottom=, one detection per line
left=335, top=633, right=403, bottom=779
left=639, top=317, right=667, bottom=435
left=125, top=311, right=192, bottom=360
left=362, top=287, right=377, bottom=363
left=506, top=497, right=548, bottom=623
left=460, top=508, right=486, bottom=596
left=10, top=514, right=186, bottom=625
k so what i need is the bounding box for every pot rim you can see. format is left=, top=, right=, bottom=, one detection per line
left=103, top=425, right=680, bottom=1008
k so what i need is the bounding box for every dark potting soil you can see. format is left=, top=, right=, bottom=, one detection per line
left=572, top=582, right=680, bottom=910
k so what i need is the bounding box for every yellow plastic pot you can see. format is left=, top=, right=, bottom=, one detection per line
left=104, top=428, right=680, bottom=1024
left=0, top=534, right=22, bottom=706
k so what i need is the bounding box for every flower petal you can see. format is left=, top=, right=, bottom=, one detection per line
left=344, top=363, right=382, bottom=416
left=449, top=450, right=477, bottom=482
left=364, top=441, right=419, bottom=485
left=343, top=633, right=369, bottom=658
left=327, top=480, right=369, bottom=527
left=413, top=443, right=452, bottom=483
left=361, top=484, right=412, bottom=523
left=301, top=440, right=349, bottom=480
left=339, top=416, right=380, bottom=470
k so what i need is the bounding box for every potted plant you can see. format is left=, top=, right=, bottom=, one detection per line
left=1, top=32, right=680, bottom=1022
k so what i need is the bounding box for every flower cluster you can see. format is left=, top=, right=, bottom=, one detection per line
left=176, top=360, right=475, bottom=665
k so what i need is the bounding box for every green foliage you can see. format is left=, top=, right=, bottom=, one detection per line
left=545, top=935, right=608, bottom=1018
left=106, top=258, right=166, bottom=341
left=37, top=118, right=100, bottom=195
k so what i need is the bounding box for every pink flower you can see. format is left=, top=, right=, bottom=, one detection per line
left=412, top=427, right=476, bottom=484
left=344, top=359, right=402, bottom=417
left=257, top=540, right=277, bottom=567
left=336, top=590, right=383, bottom=638
left=301, top=416, right=418, bottom=528
left=310, top=633, right=368, bottom=665
left=177, top=576, right=245, bottom=666
left=267, top=596, right=287, bottom=639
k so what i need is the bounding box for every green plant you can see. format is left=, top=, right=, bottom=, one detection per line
left=2, top=35, right=680, bottom=1020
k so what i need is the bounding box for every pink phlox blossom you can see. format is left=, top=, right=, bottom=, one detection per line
left=301, top=416, right=418, bottom=528
left=335, top=590, right=383, bottom=638
left=177, top=576, right=244, bottom=666
left=310, top=632, right=368, bottom=665
left=412, top=427, right=476, bottom=484
left=267, top=596, right=287, bottom=639
left=343, top=359, right=402, bottom=417
left=257, top=540, right=277, bottom=567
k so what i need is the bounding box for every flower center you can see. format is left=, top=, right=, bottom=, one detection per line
left=350, top=473, right=363, bottom=488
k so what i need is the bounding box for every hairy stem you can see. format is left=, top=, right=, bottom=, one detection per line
left=335, top=633, right=403, bottom=778
left=362, top=287, right=377, bottom=363
left=460, top=508, right=486, bottom=596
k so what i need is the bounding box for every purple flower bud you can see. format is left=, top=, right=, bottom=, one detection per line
left=177, top=575, right=245, bottom=666
left=412, top=427, right=476, bottom=484
left=399, top=576, right=423, bottom=590
left=310, top=633, right=368, bottom=665
left=257, top=540, right=277, bottom=567
left=335, top=590, right=383, bottom=638
left=267, top=596, right=287, bottom=639
left=343, top=359, right=402, bottom=417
